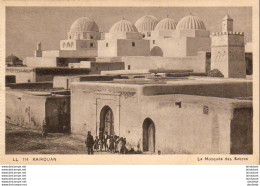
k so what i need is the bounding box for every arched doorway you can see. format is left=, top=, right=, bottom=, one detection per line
left=150, top=46, right=163, bottom=56
left=143, top=118, right=155, bottom=152
left=99, top=106, right=114, bottom=138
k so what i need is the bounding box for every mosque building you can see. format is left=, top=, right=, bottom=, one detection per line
left=6, top=17, right=123, bottom=83
left=5, top=13, right=253, bottom=154
left=26, top=17, right=101, bottom=67
left=7, top=13, right=249, bottom=80
left=135, top=15, right=159, bottom=39
left=149, top=14, right=211, bottom=58
left=149, top=16, right=177, bottom=56
left=96, top=14, right=211, bottom=73
left=98, top=18, right=150, bottom=57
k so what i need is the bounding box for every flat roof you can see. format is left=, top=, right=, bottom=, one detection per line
left=71, top=77, right=252, bottom=99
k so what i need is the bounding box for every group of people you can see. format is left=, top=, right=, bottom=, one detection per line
left=85, top=131, right=128, bottom=155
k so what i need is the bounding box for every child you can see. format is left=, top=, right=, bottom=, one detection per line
left=94, top=136, right=99, bottom=152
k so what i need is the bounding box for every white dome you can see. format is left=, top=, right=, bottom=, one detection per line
left=109, top=19, right=138, bottom=33
left=70, top=17, right=99, bottom=33
left=154, top=17, right=177, bottom=31
left=176, top=14, right=206, bottom=30
left=135, top=15, right=159, bottom=32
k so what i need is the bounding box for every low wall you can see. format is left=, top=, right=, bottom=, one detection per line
left=53, top=75, right=122, bottom=89
left=25, top=57, right=57, bottom=67
left=6, top=91, right=47, bottom=130
left=6, top=90, right=70, bottom=132
left=121, top=55, right=207, bottom=73
left=142, top=81, right=252, bottom=98
left=6, top=82, right=53, bottom=89
left=6, top=67, right=35, bottom=83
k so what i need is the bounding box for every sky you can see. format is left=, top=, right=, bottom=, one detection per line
left=6, top=7, right=252, bottom=59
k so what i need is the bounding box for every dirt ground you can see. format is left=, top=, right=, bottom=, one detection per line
left=5, top=123, right=94, bottom=154
left=6, top=123, right=147, bottom=155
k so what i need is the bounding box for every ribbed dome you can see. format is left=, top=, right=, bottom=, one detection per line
left=6, top=54, right=20, bottom=62
left=176, top=14, right=206, bottom=30
left=70, top=17, right=99, bottom=33
left=154, top=17, right=177, bottom=31
left=135, top=15, right=159, bottom=32
left=109, top=19, right=138, bottom=33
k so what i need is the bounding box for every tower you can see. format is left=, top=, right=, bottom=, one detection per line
left=222, top=13, right=233, bottom=32
left=211, top=14, right=246, bottom=78
left=34, top=42, right=42, bottom=57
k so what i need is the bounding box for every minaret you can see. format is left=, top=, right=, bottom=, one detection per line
left=211, top=14, right=246, bottom=78
left=34, top=42, right=42, bottom=57
left=222, top=13, right=233, bottom=32
left=37, top=42, right=42, bottom=50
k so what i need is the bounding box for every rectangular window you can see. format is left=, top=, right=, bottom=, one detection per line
left=106, top=43, right=108, bottom=47
left=132, top=42, right=135, bottom=47
left=90, top=43, right=94, bottom=48
left=90, top=36, right=93, bottom=39
left=203, top=106, right=209, bottom=115
left=128, top=65, right=131, bottom=70
left=153, top=40, right=155, bottom=44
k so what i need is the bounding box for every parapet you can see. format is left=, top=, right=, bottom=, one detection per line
left=211, top=31, right=244, bottom=36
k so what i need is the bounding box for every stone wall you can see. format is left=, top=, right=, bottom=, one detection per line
left=142, top=81, right=252, bottom=98
left=6, top=82, right=53, bottom=89
left=6, top=90, right=70, bottom=132
left=121, top=54, right=207, bottom=73
left=70, top=82, right=252, bottom=154
left=6, top=91, right=47, bottom=130
left=25, top=57, right=58, bottom=67
left=6, top=67, right=36, bottom=83
left=230, top=108, right=253, bottom=154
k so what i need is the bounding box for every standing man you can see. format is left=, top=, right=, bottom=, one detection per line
left=104, top=132, right=108, bottom=152
left=42, top=119, right=48, bottom=137
left=85, top=131, right=94, bottom=155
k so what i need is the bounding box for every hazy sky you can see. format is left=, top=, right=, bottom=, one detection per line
left=6, top=7, right=252, bottom=59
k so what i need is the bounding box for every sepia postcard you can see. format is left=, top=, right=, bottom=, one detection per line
left=0, top=0, right=259, bottom=165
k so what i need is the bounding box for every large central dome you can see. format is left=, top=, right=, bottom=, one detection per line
left=70, top=17, right=99, bottom=33
left=109, top=19, right=138, bottom=33
left=176, top=14, right=206, bottom=30
left=135, top=15, right=159, bottom=32
left=154, top=17, right=177, bottom=31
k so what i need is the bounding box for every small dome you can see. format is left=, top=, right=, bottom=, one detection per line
left=154, top=17, right=177, bottom=31
left=176, top=14, right=206, bottom=30
left=135, top=15, right=159, bottom=32
left=6, top=54, right=20, bottom=62
left=109, top=19, right=138, bottom=33
left=70, top=17, right=99, bottom=33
